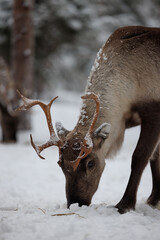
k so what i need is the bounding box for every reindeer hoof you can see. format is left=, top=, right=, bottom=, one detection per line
left=147, top=191, right=160, bottom=209
left=115, top=199, right=135, bottom=214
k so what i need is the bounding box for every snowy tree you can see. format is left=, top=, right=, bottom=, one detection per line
left=0, top=0, right=160, bottom=99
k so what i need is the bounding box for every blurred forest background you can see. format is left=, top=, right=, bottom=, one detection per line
left=0, top=0, right=160, bottom=142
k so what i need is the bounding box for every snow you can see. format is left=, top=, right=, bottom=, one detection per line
left=102, top=53, right=108, bottom=61
left=87, top=47, right=103, bottom=88
left=90, top=47, right=103, bottom=76
left=0, top=93, right=160, bottom=240
left=84, top=131, right=93, bottom=148
left=55, top=121, right=65, bottom=136
left=79, top=104, right=88, bottom=126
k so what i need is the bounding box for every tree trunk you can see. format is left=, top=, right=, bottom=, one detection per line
left=0, top=0, right=34, bottom=142
left=11, top=0, right=34, bottom=130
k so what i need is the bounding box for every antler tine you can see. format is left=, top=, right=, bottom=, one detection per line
left=70, top=144, right=93, bottom=171
left=70, top=93, right=100, bottom=171
left=16, top=90, right=62, bottom=159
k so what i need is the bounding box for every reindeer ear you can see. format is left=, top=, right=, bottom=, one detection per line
left=55, top=121, right=70, bottom=141
left=94, top=123, right=111, bottom=140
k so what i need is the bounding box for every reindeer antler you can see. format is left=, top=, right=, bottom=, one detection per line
left=16, top=90, right=62, bottom=159
left=70, top=93, right=100, bottom=171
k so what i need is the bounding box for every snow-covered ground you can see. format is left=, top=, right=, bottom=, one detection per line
left=0, top=93, right=160, bottom=240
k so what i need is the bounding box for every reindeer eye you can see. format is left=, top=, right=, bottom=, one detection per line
left=87, top=160, right=95, bottom=168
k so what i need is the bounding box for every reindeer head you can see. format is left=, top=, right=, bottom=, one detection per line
left=17, top=92, right=111, bottom=207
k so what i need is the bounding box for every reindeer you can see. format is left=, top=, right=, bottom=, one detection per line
left=17, top=26, right=160, bottom=213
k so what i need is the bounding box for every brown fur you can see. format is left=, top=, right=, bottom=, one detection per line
left=57, top=26, right=160, bottom=213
